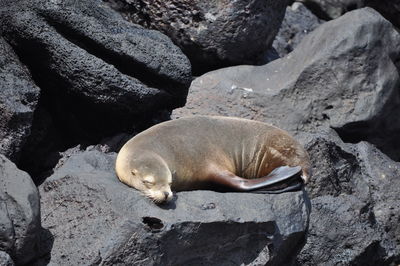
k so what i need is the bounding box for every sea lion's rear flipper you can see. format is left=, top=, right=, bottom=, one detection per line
left=249, top=181, right=303, bottom=194
left=207, top=165, right=302, bottom=193
left=243, top=166, right=303, bottom=192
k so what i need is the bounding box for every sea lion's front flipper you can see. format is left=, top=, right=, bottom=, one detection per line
left=207, top=165, right=302, bottom=192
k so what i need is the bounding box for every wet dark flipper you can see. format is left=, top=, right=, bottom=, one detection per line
left=241, top=166, right=302, bottom=191
left=249, top=182, right=303, bottom=194
left=206, top=165, right=302, bottom=193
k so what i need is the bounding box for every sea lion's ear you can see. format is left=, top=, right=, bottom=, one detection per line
left=131, top=169, right=138, bottom=175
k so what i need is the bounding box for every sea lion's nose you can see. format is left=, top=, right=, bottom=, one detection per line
left=163, top=191, right=169, bottom=199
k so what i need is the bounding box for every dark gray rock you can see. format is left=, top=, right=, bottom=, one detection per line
left=0, top=251, right=14, bottom=266
left=105, top=0, right=289, bottom=74
left=173, top=8, right=400, bottom=161
left=297, top=0, right=364, bottom=19
left=0, top=0, right=191, bottom=178
left=365, top=0, right=400, bottom=29
left=0, top=0, right=191, bottom=109
left=297, top=0, right=400, bottom=29
left=272, top=2, right=324, bottom=57
left=39, top=148, right=310, bottom=265
left=0, top=37, right=40, bottom=162
left=0, top=155, right=41, bottom=265
left=296, top=132, right=400, bottom=265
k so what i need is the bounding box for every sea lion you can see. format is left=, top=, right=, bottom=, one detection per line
left=115, top=116, right=311, bottom=203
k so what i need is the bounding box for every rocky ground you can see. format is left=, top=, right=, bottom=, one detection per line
left=1, top=0, right=399, bottom=265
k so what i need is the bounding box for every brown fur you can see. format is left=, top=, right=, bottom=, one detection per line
left=115, top=116, right=311, bottom=201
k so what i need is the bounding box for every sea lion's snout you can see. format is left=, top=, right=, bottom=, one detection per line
left=163, top=191, right=173, bottom=202
left=150, top=188, right=173, bottom=204
left=163, top=191, right=170, bottom=200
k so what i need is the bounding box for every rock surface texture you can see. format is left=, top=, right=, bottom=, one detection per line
left=39, top=148, right=310, bottom=265
left=0, top=251, right=14, bottom=266
left=297, top=0, right=364, bottom=19
left=365, top=0, right=400, bottom=29
left=1, top=0, right=400, bottom=264
left=297, top=0, right=400, bottom=29
left=0, top=155, right=41, bottom=265
left=0, top=0, right=191, bottom=179
left=297, top=132, right=400, bottom=265
left=272, top=2, right=324, bottom=57
left=0, top=38, right=40, bottom=162
left=173, top=7, right=400, bottom=265
left=105, top=0, right=288, bottom=74
left=173, top=8, right=400, bottom=162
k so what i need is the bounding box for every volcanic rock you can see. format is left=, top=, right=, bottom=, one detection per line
left=297, top=0, right=364, bottom=19
left=297, top=132, right=400, bottom=265
left=39, top=148, right=310, bottom=265
left=297, top=0, right=400, bottom=29
left=105, top=0, right=288, bottom=74
left=0, top=155, right=41, bottom=265
left=0, top=38, right=39, bottom=162
left=0, top=0, right=191, bottom=179
left=272, top=2, right=324, bottom=57
left=0, top=251, right=14, bottom=266
left=365, top=0, right=400, bottom=29
left=173, top=8, right=400, bottom=161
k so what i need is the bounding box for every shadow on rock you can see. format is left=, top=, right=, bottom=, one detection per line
left=0, top=0, right=191, bottom=183
left=31, top=228, right=55, bottom=266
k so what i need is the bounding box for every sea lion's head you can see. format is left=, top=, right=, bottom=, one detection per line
left=129, top=153, right=173, bottom=204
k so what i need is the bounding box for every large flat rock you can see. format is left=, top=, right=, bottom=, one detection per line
left=39, top=148, right=310, bottom=265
